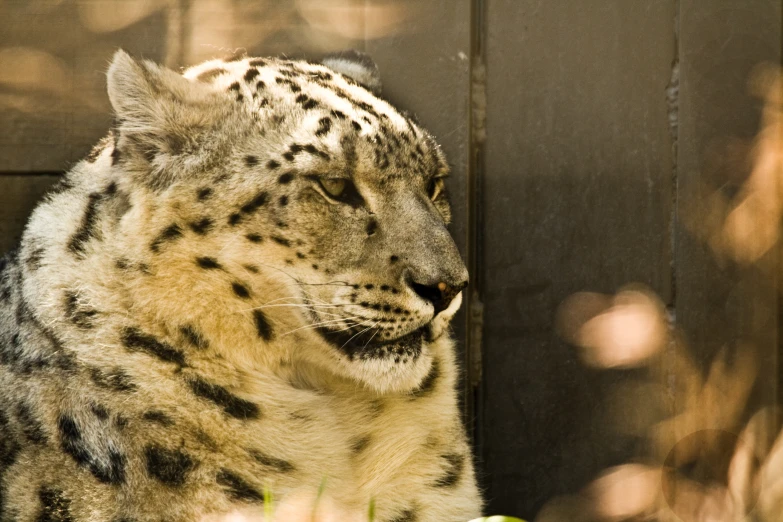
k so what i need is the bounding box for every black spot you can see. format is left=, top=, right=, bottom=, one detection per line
left=267, top=159, right=280, bottom=170
left=232, top=282, right=251, bottom=299
left=295, top=252, right=305, bottom=259
left=315, top=117, right=332, bottom=137
left=89, top=366, right=136, bottom=392
left=433, top=453, right=464, bottom=488
left=244, top=155, right=258, bottom=167
left=64, top=291, right=99, bottom=329
left=331, top=110, right=346, bottom=119
left=120, top=327, right=186, bottom=366
left=277, top=172, right=293, bottom=184
left=37, top=486, right=73, bottom=522
left=67, top=192, right=103, bottom=257
left=388, top=509, right=418, bottom=522
left=249, top=58, right=267, bottom=67
left=248, top=449, right=295, bottom=473
left=179, top=325, right=209, bottom=350
left=58, top=414, right=126, bottom=485
left=26, top=246, right=45, bottom=271
left=350, top=435, right=371, bottom=454
left=277, top=78, right=301, bottom=93
left=304, top=144, right=329, bottom=160
left=351, top=121, right=362, bottom=132
left=145, top=445, right=194, bottom=487
left=228, top=213, right=242, bottom=225
left=142, top=410, right=174, bottom=426
left=412, top=359, right=440, bottom=398
left=244, top=68, right=260, bottom=82
left=252, top=310, right=274, bottom=341
left=197, top=187, right=213, bottom=200
left=239, top=191, right=268, bottom=215
left=309, top=70, right=332, bottom=81
left=302, top=99, right=319, bottom=110
left=279, top=195, right=288, bottom=206
left=114, top=415, right=129, bottom=430
left=366, top=219, right=378, bottom=236
left=90, top=403, right=110, bottom=420
left=196, top=68, right=227, bottom=82
left=228, top=82, right=241, bottom=92
left=187, top=376, right=261, bottom=420
left=255, top=80, right=266, bottom=90
left=0, top=411, right=20, bottom=486
left=282, top=152, right=295, bottom=162
left=216, top=469, right=264, bottom=503
left=312, top=264, right=319, bottom=270
left=245, top=233, right=263, bottom=243
left=189, top=217, right=214, bottom=235
left=150, top=224, right=183, bottom=253
left=111, top=147, right=122, bottom=165
left=196, top=257, right=222, bottom=270
left=365, top=284, right=374, bottom=290
left=244, top=264, right=260, bottom=273
left=390, top=255, right=399, bottom=263
left=271, top=236, right=290, bottom=247
left=16, top=403, right=47, bottom=444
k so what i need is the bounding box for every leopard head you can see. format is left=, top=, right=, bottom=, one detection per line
left=106, top=50, right=467, bottom=394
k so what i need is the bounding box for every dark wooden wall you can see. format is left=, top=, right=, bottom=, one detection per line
left=479, top=0, right=782, bottom=517
left=2, top=1, right=782, bottom=520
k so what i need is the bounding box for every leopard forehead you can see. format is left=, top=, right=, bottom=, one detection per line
left=179, top=56, right=448, bottom=183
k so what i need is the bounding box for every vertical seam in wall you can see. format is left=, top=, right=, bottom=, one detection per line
left=466, top=0, right=487, bottom=453
left=665, top=0, right=682, bottom=428
left=667, top=0, right=681, bottom=314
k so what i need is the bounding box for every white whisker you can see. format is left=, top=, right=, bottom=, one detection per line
left=280, top=316, right=365, bottom=337
left=340, top=321, right=380, bottom=352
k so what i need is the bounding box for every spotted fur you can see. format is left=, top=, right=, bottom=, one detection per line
left=0, top=50, right=480, bottom=521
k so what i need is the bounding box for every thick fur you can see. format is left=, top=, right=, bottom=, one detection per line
left=0, top=50, right=480, bottom=522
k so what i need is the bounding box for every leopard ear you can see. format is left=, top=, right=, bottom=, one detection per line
left=108, top=50, right=209, bottom=130
left=106, top=50, right=217, bottom=179
left=321, top=50, right=382, bottom=95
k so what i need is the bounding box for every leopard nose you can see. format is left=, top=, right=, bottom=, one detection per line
left=410, top=278, right=468, bottom=315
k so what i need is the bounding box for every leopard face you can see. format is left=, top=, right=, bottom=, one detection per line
left=106, top=50, right=467, bottom=393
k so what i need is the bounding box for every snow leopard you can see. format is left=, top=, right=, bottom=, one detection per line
left=0, top=49, right=481, bottom=522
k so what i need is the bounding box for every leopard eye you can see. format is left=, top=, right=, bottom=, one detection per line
left=428, top=178, right=445, bottom=201
left=319, top=178, right=346, bottom=198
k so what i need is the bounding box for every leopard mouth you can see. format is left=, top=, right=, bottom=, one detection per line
left=316, top=324, right=429, bottom=361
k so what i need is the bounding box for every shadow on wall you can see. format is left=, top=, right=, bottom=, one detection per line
left=540, top=65, right=783, bottom=522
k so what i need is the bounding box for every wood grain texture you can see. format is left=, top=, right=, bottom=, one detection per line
left=675, top=0, right=781, bottom=427
left=481, top=0, right=677, bottom=517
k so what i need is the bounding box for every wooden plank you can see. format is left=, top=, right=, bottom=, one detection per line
left=481, top=0, right=677, bottom=517
left=676, top=0, right=781, bottom=370
left=0, top=175, right=61, bottom=255
left=674, top=0, right=781, bottom=489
